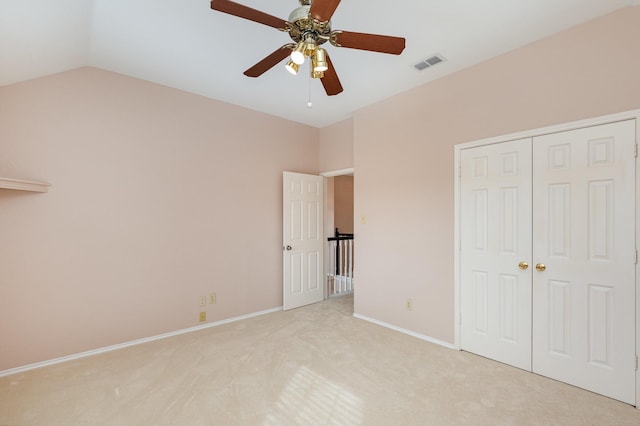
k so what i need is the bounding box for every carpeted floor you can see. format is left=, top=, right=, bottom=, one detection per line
left=1, top=294, right=639, bottom=425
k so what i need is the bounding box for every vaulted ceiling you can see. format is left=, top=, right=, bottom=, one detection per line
left=1, top=0, right=636, bottom=127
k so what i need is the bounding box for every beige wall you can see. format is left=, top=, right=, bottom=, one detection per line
left=0, top=67, right=318, bottom=371
left=319, top=118, right=354, bottom=173
left=334, top=176, right=354, bottom=234
left=325, top=177, right=335, bottom=238
left=353, top=6, right=640, bottom=344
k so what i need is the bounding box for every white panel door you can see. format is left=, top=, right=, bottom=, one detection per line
left=460, top=138, right=533, bottom=370
left=532, top=120, right=636, bottom=404
left=283, top=172, right=324, bottom=311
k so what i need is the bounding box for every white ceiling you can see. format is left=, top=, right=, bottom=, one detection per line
left=1, top=0, right=637, bottom=128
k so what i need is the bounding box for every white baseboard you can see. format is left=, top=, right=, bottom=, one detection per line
left=0, top=306, right=282, bottom=378
left=353, top=313, right=457, bottom=350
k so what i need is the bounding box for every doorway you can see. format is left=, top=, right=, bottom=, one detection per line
left=282, top=169, right=355, bottom=311
left=322, top=169, right=355, bottom=300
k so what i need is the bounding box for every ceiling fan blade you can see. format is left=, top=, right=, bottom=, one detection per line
left=211, top=0, right=288, bottom=29
left=309, top=0, right=341, bottom=22
left=321, top=54, right=343, bottom=96
left=331, top=31, right=406, bottom=55
left=244, top=45, right=294, bottom=77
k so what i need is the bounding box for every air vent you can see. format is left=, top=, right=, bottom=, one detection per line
left=414, top=54, right=446, bottom=71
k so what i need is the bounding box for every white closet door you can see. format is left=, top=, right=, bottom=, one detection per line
left=532, top=120, right=636, bottom=404
left=460, top=138, right=533, bottom=370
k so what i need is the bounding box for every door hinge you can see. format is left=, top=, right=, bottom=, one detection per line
left=635, top=144, right=638, bottom=158
left=636, top=250, right=638, bottom=265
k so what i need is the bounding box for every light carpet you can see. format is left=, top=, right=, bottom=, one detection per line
left=1, top=294, right=639, bottom=425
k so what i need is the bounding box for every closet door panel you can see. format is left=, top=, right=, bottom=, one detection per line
left=531, top=119, right=636, bottom=405
left=460, top=139, right=532, bottom=370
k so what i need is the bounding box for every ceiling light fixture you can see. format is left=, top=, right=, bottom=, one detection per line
left=290, top=41, right=306, bottom=65
left=285, top=41, right=327, bottom=80
left=312, top=48, right=328, bottom=72
left=285, top=59, right=300, bottom=75
left=303, top=37, right=317, bottom=56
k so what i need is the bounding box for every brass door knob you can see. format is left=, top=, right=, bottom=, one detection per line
left=536, top=263, right=546, bottom=272
left=518, top=261, right=529, bottom=270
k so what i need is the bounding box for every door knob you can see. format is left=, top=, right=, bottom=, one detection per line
left=518, top=261, right=529, bottom=270
left=285, top=245, right=292, bottom=251
left=535, top=263, right=546, bottom=272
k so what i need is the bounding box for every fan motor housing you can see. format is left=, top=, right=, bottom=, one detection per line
left=287, top=5, right=330, bottom=45
left=288, top=5, right=310, bottom=23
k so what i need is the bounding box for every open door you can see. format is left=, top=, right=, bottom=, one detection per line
left=283, top=172, right=324, bottom=310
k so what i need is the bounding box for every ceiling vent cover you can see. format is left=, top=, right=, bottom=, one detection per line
left=414, top=54, right=446, bottom=71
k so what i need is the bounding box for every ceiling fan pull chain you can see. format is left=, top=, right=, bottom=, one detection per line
left=307, top=64, right=313, bottom=108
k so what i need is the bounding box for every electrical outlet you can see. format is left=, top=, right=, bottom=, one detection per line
left=199, top=296, right=206, bottom=306
left=199, top=311, right=206, bottom=322
left=406, top=299, right=413, bottom=311
left=209, top=292, right=216, bottom=304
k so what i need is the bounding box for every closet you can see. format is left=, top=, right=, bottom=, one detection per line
left=458, top=117, right=637, bottom=405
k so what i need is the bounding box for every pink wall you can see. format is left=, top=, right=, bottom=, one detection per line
left=334, top=176, right=354, bottom=234
left=0, top=67, right=318, bottom=371
left=353, top=6, right=640, bottom=343
left=318, top=118, right=353, bottom=173
left=325, top=177, right=335, bottom=236
left=323, top=175, right=354, bottom=236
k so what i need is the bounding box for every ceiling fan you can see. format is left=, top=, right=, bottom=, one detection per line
left=210, top=0, right=406, bottom=96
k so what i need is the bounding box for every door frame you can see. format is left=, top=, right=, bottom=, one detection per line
left=453, top=109, right=640, bottom=408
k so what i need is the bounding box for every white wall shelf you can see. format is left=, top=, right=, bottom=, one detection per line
left=0, top=177, right=51, bottom=193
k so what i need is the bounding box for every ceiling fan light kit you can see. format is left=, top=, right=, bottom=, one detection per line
left=210, top=0, right=406, bottom=96
left=285, top=59, right=301, bottom=75
left=291, top=41, right=307, bottom=65
left=312, top=48, right=328, bottom=72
